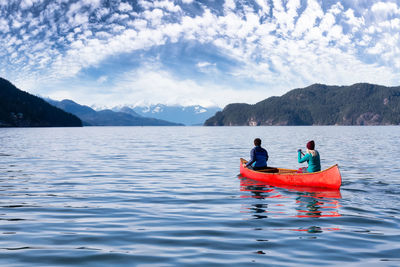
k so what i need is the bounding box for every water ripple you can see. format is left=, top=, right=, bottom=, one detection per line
left=0, top=126, right=399, bottom=266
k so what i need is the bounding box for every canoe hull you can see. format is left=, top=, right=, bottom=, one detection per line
left=240, top=158, right=341, bottom=189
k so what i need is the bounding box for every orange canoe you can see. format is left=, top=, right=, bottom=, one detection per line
left=240, top=158, right=342, bottom=189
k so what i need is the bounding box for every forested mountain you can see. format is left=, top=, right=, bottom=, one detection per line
left=204, top=83, right=400, bottom=126
left=47, top=99, right=183, bottom=126
left=0, top=77, right=82, bottom=127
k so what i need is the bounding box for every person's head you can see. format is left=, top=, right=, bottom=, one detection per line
left=306, top=140, right=315, bottom=150
left=307, top=140, right=317, bottom=157
left=254, top=138, right=262, bottom=146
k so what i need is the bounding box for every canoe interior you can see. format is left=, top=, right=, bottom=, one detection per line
left=240, top=158, right=298, bottom=175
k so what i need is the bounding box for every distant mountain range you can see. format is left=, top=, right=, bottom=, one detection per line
left=46, top=99, right=183, bottom=126
left=9, top=75, right=396, bottom=127
left=0, top=77, right=82, bottom=127
left=115, top=104, right=221, bottom=126
left=205, top=83, right=400, bottom=126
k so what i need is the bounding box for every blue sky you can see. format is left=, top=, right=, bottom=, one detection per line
left=1, top=0, right=400, bottom=108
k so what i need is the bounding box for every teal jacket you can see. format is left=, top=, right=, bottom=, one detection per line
left=298, top=150, right=321, bottom=173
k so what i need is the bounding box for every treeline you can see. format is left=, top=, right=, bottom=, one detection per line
left=0, top=77, right=82, bottom=127
left=205, top=83, right=400, bottom=126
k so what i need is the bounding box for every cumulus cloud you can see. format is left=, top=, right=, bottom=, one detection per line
left=119, top=2, right=133, bottom=12
left=371, top=2, right=400, bottom=16
left=0, top=18, right=9, bottom=32
left=20, top=0, right=34, bottom=9
left=1, top=0, right=400, bottom=107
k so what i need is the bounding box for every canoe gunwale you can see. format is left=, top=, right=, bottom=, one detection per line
left=240, top=158, right=341, bottom=189
left=240, top=158, right=339, bottom=176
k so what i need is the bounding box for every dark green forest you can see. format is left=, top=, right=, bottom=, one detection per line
left=0, top=77, right=82, bottom=127
left=205, top=83, right=400, bottom=126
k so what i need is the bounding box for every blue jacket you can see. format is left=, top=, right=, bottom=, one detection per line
left=246, top=146, right=268, bottom=168
left=298, top=150, right=321, bottom=172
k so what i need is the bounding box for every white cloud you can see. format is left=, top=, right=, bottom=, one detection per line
left=292, top=0, right=324, bottom=37
left=154, top=0, right=181, bottom=13
left=0, top=18, right=9, bottom=32
left=109, top=13, right=130, bottom=23
left=378, top=18, right=400, bottom=29
left=255, top=0, right=270, bottom=15
left=82, top=0, right=102, bottom=9
left=12, top=18, right=24, bottom=29
left=139, top=0, right=181, bottom=13
left=344, top=8, right=365, bottom=31
left=99, top=67, right=263, bottom=107
left=371, top=2, right=400, bottom=16
left=95, top=8, right=110, bottom=19
left=96, top=31, right=112, bottom=39
left=197, top=62, right=215, bottom=68
left=69, top=12, right=89, bottom=27
left=224, top=0, right=236, bottom=11
left=20, top=0, right=33, bottom=9
left=119, top=2, right=133, bottom=12
left=2, top=0, right=400, bottom=108
left=67, top=2, right=84, bottom=17
left=196, top=61, right=218, bottom=74
left=143, top=8, right=165, bottom=27
left=97, top=75, right=108, bottom=83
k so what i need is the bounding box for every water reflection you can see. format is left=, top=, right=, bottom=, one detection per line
left=239, top=176, right=342, bottom=219
left=250, top=204, right=268, bottom=219
left=295, top=194, right=341, bottom=218
left=239, top=175, right=342, bottom=257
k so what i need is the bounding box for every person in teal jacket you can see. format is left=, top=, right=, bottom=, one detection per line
left=298, top=140, right=321, bottom=173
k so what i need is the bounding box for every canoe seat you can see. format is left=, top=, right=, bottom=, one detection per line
left=257, top=167, right=279, bottom=173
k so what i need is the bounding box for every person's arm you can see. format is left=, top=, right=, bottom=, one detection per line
left=246, top=148, right=256, bottom=167
left=298, top=150, right=310, bottom=163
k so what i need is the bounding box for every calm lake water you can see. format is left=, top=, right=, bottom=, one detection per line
left=0, top=126, right=399, bottom=266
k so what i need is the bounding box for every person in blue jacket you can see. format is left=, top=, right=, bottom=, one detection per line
left=246, top=138, right=268, bottom=170
left=298, top=140, right=321, bottom=173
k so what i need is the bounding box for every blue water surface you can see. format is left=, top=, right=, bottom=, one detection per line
left=0, top=126, right=399, bottom=266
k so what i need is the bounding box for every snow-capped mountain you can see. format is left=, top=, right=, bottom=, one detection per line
left=116, top=104, right=221, bottom=126
left=46, top=99, right=182, bottom=126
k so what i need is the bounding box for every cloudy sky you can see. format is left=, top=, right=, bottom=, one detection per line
left=1, top=0, right=400, bottom=108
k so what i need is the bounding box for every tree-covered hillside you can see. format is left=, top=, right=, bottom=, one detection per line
left=0, top=78, right=82, bottom=127
left=204, top=83, right=400, bottom=126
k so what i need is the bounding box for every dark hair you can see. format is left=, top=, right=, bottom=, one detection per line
left=254, top=138, right=261, bottom=146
